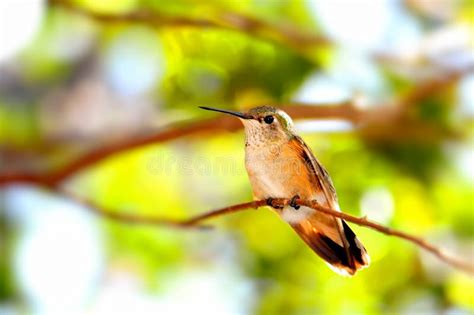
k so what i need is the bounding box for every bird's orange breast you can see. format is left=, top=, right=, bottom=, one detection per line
left=244, top=141, right=320, bottom=201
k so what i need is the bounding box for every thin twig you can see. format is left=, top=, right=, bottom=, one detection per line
left=292, top=199, right=474, bottom=275
left=181, top=200, right=266, bottom=226
left=67, top=193, right=213, bottom=230
left=90, top=197, right=472, bottom=274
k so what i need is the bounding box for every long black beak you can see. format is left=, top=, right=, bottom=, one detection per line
left=199, top=106, right=250, bottom=119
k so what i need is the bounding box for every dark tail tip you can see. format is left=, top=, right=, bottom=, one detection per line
left=342, top=221, right=370, bottom=269
left=292, top=219, right=370, bottom=276
left=302, top=221, right=369, bottom=276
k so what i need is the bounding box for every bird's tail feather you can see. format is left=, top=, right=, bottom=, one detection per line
left=292, top=216, right=370, bottom=276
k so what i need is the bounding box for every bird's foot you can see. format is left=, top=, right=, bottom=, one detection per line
left=266, top=197, right=283, bottom=209
left=289, top=195, right=300, bottom=210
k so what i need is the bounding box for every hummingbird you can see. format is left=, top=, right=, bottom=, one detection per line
left=200, top=105, right=370, bottom=276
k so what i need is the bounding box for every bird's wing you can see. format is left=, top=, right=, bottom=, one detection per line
left=287, top=136, right=369, bottom=275
left=288, top=135, right=338, bottom=208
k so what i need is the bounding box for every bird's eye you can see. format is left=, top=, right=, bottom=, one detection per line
left=264, top=115, right=274, bottom=124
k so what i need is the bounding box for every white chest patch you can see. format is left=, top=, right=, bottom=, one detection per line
left=280, top=206, right=314, bottom=224
left=245, top=147, right=288, bottom=198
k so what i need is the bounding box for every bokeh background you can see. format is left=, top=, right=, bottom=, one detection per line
left=0, top=0, right=473, bottom=314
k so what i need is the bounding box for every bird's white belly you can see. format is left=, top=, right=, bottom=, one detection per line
left=254, top=169, right=287, bottom=197
left=280, top=206, right=314, bottom=224
left=245, top=151, right=289, bottom=198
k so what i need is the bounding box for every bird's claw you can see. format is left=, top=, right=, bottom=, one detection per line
left=266, top=197, right=283, bottom=209
left=289, top=195, right=300, bottom=210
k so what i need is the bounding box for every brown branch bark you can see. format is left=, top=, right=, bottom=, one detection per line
left=0, top=98, right=463, bottom=188
left=0, top=23, right=470, bottom=188
left=73, top=195, right=474, bottom=274
left=1, top=64, right=469, bottom=188
left=0, top=102, right=362, bottom=187
left=398, top=64, right=474, bottom=107
left=66, top=193, right=213, bottom=230
left=292, top=199, right=474, bottom=275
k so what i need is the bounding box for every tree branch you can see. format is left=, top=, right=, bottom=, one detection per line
left=398, top=64, right=474, bottom=107
left=73, top=195, right=474, bottom=274
left=66, top=193, right=213, bottom=230
left=2, top=65, right=471, bottom=189
left=0, top=109, right=458, bottom=188
left=0, top=102, right=364, bottom=188
left=292, top=199, right=474, bottom=275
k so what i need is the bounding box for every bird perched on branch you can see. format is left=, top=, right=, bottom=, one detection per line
left=200, top=105, right=370, bottom=275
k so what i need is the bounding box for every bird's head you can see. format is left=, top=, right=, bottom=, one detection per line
left=200, top=106, right=295, bottom=147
